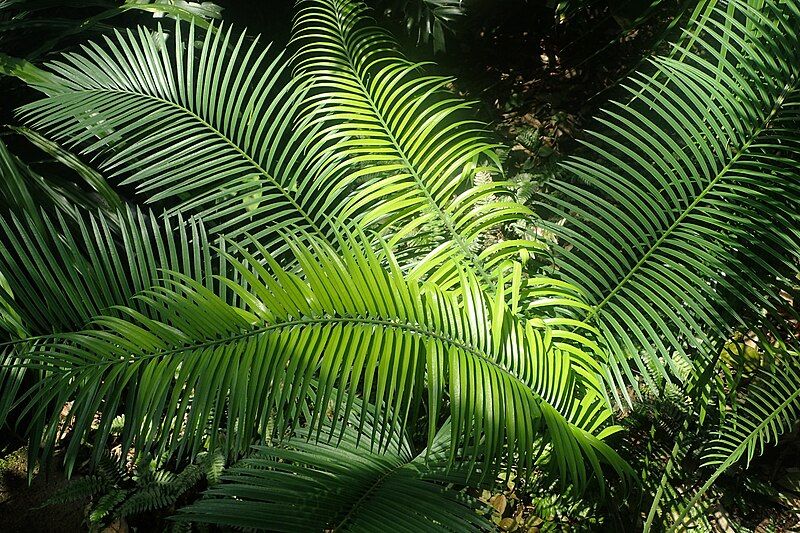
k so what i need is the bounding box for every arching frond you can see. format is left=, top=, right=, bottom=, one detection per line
left=292, top=0, right=536, bottom=291
left=178, top=415, right=491, bottom=532
left=0, top=0, right=117, bottom=60
left=0, top=139, right=45, bottom=231
left=0, top=206, right=225, bottom=461
left=15, top=20, right=338, bottom=257
left=537, top=0, right=800, bottom=403
left=12, top=126, right=124, bottom=214
left=17, top=231, right=626, bottom=489
left=289, top=1, right=608, bottom=399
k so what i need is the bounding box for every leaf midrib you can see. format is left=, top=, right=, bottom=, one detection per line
left=52, top=314, right=487, bottom=369
left=331, top=458, right=409, bottom=531
left=39, top=309, right=565, bottom=421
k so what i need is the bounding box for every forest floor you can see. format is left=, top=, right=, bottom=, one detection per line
left=0, top=448, right=86, bottom=532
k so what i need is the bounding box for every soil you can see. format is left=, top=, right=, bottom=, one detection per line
left=0, top=448, right=87, bottom=532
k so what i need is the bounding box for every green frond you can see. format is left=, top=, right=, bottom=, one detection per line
left=177, top=414, right=491, bottom=532
left=0, top=207, right=214, bottom=336
left=15, top=20, right=337, bottom=256
left=0, top=0, right=117, bottom=60
left=0, top=0, right=222, bottom=61
left=12, top=126, right=124, bottom=214
left=90, top=490, right=129, bottom=524
left=292, top=0, right=536, bottom=292
left=198, top=449, right=225, bottom=485
left=670, top=355, right=800, bottom=529
left=46, top=449, right=220, bottom=525
left=116, top=462, right=204, bottom=518
left=536, top=0, right=800, bottom=403
left=381, top=0, right=465, bottom=52
left=120, top=0, right=223, bottom=25
left=17, top=231, right=625, bottom=489
left=0, top=139, right=48, bottom=236
left=0, top=206, right=228, bottom=470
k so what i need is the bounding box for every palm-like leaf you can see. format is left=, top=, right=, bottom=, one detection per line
left=290, top=0, right=609, bottom=410
left=0, top=204, right=228, bottom=470
left=0, top=0, right=222, bottom=61
left=6, top=2, right=603, bottom=389
left=0, top=139, right=46, bottom=235
left=669, top=355, right=800, bottom=529
left=0, top=0, right=116, bottom=59
left=292, top=0, right=535, bottom=292
left=178, top=414, right=491, bottom=532
left=15, top=20, right=337, bottom=256
left=0, top=207, right=214, bottom=337
left=13, top=126, right=125, bottom=214
left=537, top=0, right=800, bottom=403
left=17, top=231, right=626, bottom=488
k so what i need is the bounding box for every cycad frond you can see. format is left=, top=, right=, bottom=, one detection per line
left=0, top=207, right=214, bottom=336
left=15, top=20, right=336, bottom=256
left=18, top=231, right=625, bottom=488
left=0, top=206, right=225, bottom=469
left=0, top=139, right=41, bottom=225
left=669, top=355, right=800, bottom=528
left=178, top=416, right=490, bottom=532
left=290, top=0, right=606, bottom=388
left=12, top=126, right=124, bottom=214
left=292, top=0, right=534, bottom=291
left=705, top=360, right=800, bottom=469
left=537, top=0, right=800, bottom=402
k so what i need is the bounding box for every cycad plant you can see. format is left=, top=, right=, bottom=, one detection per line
left=1, top=0, right=800, bottom=531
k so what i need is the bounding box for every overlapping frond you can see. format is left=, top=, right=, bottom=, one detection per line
left=537, top=0, right=800, bottom=403
left=0, top=139, right=45, bottom=232
left=15, top=20, right=338, bottom=256
left=0, top=0, right=222, bottom=62
left=178, top=415, right=491, bottom=532
left=0, top=205, right=225, bottom=460
left=13, top=126, right=125, bottom=214
left=289, top=0, right=609, bottom=400
left=292, top=0, right=536, bottom=291
left=0, top=0, right=116, bottom=60
left=0, top=207, right=214, bottom=336
left=703, top=358, right=800, bottom=474
left=17, top=231, right=625, bottom=488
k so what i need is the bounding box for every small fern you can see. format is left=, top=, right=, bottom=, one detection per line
left=44, top=451, right=225, bottom=528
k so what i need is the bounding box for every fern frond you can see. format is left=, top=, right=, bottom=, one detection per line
left=42, top=474, right=110, bottom=507
left=116, top=463, right=203, bottom=518
left=89, top=489, right=129, bottom=525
